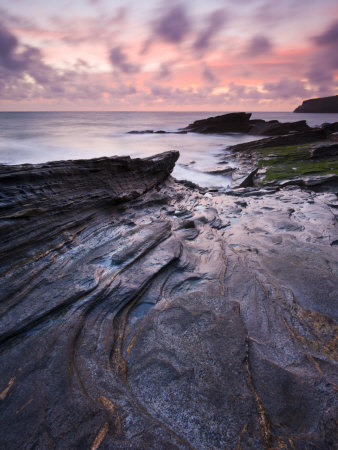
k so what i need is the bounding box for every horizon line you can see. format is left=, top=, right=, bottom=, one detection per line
left=0, top=109, right=296, bottom=113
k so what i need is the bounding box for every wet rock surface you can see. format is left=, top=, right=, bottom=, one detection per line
left=0, top=153, right=337, bottom=449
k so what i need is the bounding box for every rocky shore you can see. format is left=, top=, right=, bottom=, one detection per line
left=0, top=139, right=337, bottom=449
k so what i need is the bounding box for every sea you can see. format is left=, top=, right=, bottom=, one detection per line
left=1, top=111, right=338, bottom=188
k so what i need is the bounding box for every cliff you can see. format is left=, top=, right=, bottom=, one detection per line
left=294, top=95, right=338, bottom=113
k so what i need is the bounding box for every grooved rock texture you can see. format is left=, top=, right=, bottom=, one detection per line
left=0, top=153, right=337, bottom=449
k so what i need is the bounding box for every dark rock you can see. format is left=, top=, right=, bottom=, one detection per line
left=127, top=129, right=154, bottom=134
left=310, top=143, right=338, bottom=159
left=0, top=151, right=179, bottom=220
left=182, top=112, right=252, bottom=133
left=237, top=168, right=259, bottom=188
left=321, top=122, right=338, bottom=137
left=248, top=119, right=311, bottom=136
left=294, top=95, right=338, bottom=113
left=229, top=129, right=327, bottom=153
left=175, top=178, right=205, bottom=191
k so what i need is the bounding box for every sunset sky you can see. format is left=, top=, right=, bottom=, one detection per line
left=0, top=0, right=337, bottom=111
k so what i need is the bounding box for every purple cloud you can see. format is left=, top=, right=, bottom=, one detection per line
left=154, top=61, right=175, bottom=81
left=0, top=23, right=31, bottom=70
left=201, top=63, right=219, bottom=85
left=0, top=23, right=138, bottom=103
left=313, top=20, right=338, bottom=46
left=109, top=46, right=140, bottom=74
left=193, top=9, right=226, bottom=52
left=263, top=79, right=310, bottom=99
left=243, top=35, right=272, bottom=57
left=153, top=5, right=191, bottom=43
left=306, top=21, right=338, bottom=92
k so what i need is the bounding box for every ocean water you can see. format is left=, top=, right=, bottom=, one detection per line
left=1, top=111, right=337, bottom=188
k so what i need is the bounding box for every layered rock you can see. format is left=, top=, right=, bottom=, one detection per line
left=294, top=95, right=338, bottom=113
left=248, top=119, right=311, bottom=136
left=228, top=129, right=327, bottom=153
left=0, top=153, right=337, bottom=449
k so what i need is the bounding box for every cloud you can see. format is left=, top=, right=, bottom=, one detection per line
left=263, top=79, right=310, bottom=99
left=0, top=23, right=37, bottom=71
left=193, top=9, right=226, bottom=52
left=154, top=61, right=175, bottom=81
left=201, top=63, right=219, bottom=85
left=0, top=22, right=137, bottom=103
left=306, top=21, right=338, bottom=93
left=48, top=9, right=128, bottom=46
left=109, top=46, right=141, bottom=74
left=312, top=20, right=338, bottom=46
left=142, top=4, right=191, bottom=53
left=243, top=35, right=272, bottom=57
left=153, top=4, right=191, bottom=43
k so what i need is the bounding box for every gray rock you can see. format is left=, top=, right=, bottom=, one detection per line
left=0, top=154, right=337, bottom=449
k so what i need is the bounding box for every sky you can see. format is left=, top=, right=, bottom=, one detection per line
left=0, top=0, right=337, bottom=111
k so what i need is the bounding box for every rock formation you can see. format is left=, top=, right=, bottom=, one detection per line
left=182, top=112, right=252, bottom=133
left=294, top=95, right=338, bottom=113
left=248, top=119, right=311, bottom=136
left=182, top=114, right=312, bottom=136
left=0, top=152, right=337, bottom=449
left=227, top=129, right=327, bottom=153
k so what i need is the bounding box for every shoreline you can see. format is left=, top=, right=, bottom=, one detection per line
left=0, top=144, right=337, bottom=448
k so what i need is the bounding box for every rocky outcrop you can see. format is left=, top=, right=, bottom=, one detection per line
left=128, top=114, right=337, bottom=138
left=228, top=129, right=327, bottom=153
left=0, top=151, right=179, bottom=219
left=0, top=154, right=337, bottom=449
left=248, top=119, right=311, bottom=136
left=181, top=112, right=252, bottom=133
left=180, top=114, right=311, bottom=136
left=294, top=95, right=338, bottom=113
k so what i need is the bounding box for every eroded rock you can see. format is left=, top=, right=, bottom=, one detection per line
left=0, top=154, right=337, bottom=449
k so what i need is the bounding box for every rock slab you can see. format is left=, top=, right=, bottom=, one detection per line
left=0, top=153, right=337, bottom=449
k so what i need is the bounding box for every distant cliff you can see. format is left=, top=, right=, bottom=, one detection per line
left=294, top=95, right=338, bottom=113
